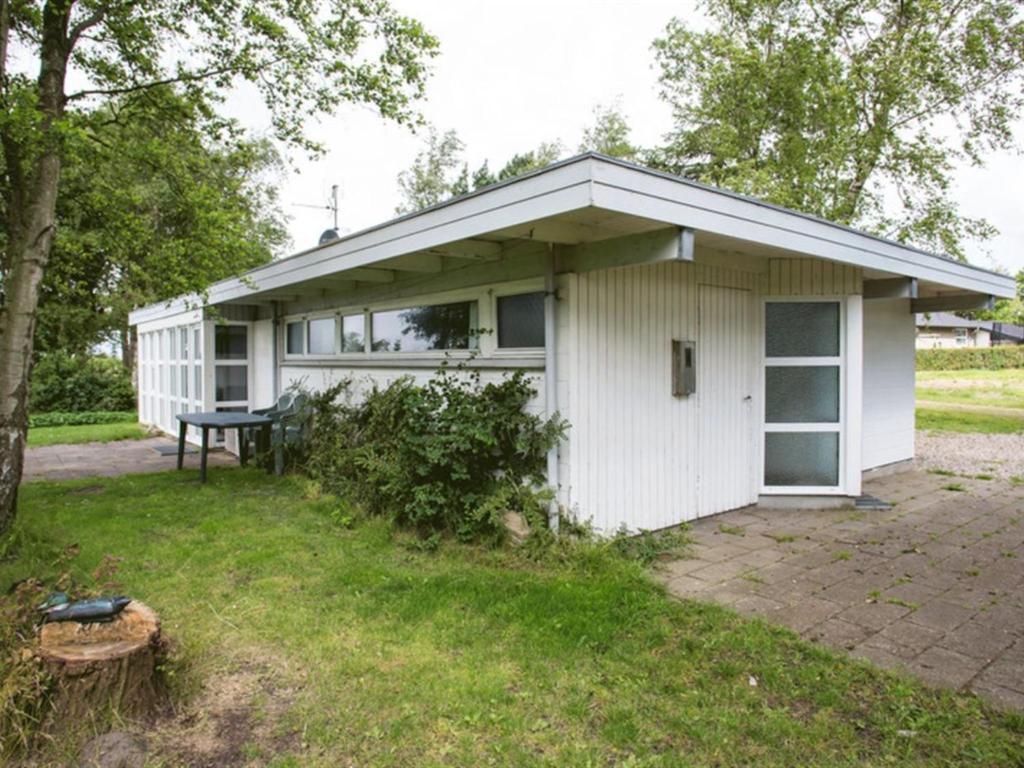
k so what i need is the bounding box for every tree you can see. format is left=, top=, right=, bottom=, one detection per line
left=395, top=127, right=467, bottom=214
left=34, top=92, right=287, bottom=367
left=0, top=0, right=438, bottom=534
left=579, top=102, right=638, bottom=160
left=652, top=0, right=1024, bottom=259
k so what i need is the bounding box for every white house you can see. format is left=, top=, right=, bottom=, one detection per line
left=128, top=154, right=1015, bottom=533
left=915, top=312, right=992, bottom=349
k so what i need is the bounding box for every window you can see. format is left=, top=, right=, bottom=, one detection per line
left=371, top=301, right=476, bottom=352
left=215, top=366, right=247, bottom=401
left=955, top=328, right=968, bottom=347
left=286, top=321, right=304, bottom=355
left=215, top=325, right=247, bottom=360
left=763, top=301, right=842, bottom=489
left=497, top=292, right=545, bottom=348
left=342, top=314, right=365, bottom=352
left=308, top=317, right=336, bottom=355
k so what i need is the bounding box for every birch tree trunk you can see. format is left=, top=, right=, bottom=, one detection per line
left=0, top=1, right=70, bottom=534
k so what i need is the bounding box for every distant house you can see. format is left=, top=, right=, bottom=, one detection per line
left=915, top=312, right=992, bottom=349
left=915, top=312, right=1024, bottom=349
left=129, top=153, right=1015, bottom=533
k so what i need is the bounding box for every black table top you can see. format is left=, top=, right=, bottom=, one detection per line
left=176, top=411, right=272, bottom=428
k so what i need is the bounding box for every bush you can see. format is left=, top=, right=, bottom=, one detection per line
left=303, top=368, right=567, bottom=543
left=915, top=346, right=1024, bottom=371
left=30, top=352, right=135, bottom=413
left=28, top=411, right=137, bottom=428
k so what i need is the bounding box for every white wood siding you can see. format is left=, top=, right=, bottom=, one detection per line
left=766, top=258, right=862, bottom=295
left=564, top=260, right=760, bottom=533
left=863, top=299, right=916, bottom=470
left=698, top=285, right=758, bottom=515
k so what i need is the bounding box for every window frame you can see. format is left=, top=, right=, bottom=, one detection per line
left=760, top=297, right=848, bottom=495
left=493, top=289, right=547, bottom=352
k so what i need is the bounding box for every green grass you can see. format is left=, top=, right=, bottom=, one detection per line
left=27, top=421, right=147, bottom=447
left=916, top=407, right=1024, bottom=434
left=3, top=470, right=1023, bottom=766
left=916, top=368, right=1024, bottom=410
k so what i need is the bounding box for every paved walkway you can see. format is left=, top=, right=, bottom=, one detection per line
left=24, top=437, right=236, bottom=481
left=662, top=470, right=1024, bottom=710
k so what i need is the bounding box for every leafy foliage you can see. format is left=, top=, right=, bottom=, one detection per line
left=29, top=353, right=135, bottom=413
left=651, top=0, right=1024, bottom=259
left=304, top=369, right=566, bottom=542
left=916, top=346, right=1024, bottom=371
left=28, top=411, right=137, bottom=428
left=33, top=91, right=288, bottom=358
left=394, top=102, right=638, bottom=211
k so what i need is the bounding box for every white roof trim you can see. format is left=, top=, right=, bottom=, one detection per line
left=130, top=154, right=1015, bottom=325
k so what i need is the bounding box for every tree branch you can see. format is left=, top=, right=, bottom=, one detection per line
left=67, top=5, right=108, bottom=51
left=65, top=62, right=237, bottom=102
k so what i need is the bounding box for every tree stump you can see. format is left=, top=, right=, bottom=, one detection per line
left=37, top=601, right=166, bottom=727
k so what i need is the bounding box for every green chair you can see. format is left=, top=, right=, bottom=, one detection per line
left=245, top=393, right=310, bottom=475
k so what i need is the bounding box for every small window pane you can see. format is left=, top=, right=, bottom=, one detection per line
left=215, top=366, right=248, bottom=402
left=766, top=302, right=839, bottom=357
left=342, top=314, right=365, bottom=352
left=215, top=325, right=247, bottom=360
left=308, top=317, right=335, bottom=355
left=765, top=366, right=840, bottom=423
left=180, top=365, right=188, bottom=400
left=169, top=330, right=177, bottom=360
left=286, top=321, right=304, bottom=355
left=193, top=328, right=202, bottom=360
left=180, top=328, right=189, bottom=359
left=371, top=301, right=474, bottom=352
left=498, top=292, right=545, bottom=348
left=169, top=365, right=178, bottom=396
left=194, top=365, right=202, bottom=402
left=765, top=432, right=839, bottom=486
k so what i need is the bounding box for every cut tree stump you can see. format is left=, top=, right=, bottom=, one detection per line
left=37, top=601, right=166, bottom=727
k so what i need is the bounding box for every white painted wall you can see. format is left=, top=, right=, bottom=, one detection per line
left=251, top=318, right=276, bottom=411
left=862, top=299, right=916, bottom=470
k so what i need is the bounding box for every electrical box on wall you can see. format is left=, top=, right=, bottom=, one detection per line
left=672, top=340, right=696, bottom=397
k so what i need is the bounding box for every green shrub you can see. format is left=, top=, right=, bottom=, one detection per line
left=303, top=368, right=567, bottom=543
left=30, top=353, right=135, bottom=413
left=28, top=411, right=137, bottom=428
left=916, top=346, right=1024, bottom=371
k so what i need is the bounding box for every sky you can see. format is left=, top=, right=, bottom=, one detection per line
left=228, top=0, right=1024, bottom=275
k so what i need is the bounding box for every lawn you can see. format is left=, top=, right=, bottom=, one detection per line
left=3, top=469, right=1023, bottom=766
left=916, top=368, right=1024, bottom=434
left=27, top=421, right=147, bottom=447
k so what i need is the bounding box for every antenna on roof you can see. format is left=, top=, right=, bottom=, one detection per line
left=292, top=184, right=340, bottom=241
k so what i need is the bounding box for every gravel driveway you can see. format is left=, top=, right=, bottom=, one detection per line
left=916, top=430, right=1024, bottom=480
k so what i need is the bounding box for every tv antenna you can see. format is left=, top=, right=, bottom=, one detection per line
left=292, top=184, right=339, bottom=229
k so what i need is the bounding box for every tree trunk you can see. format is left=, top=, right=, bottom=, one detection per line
left=37, top=601, right=167, bottom=728
left=122, top=324, right=138, bottom=387
left=0, top=0, right=71, bottom=535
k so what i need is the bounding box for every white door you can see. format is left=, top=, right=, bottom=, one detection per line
left=698, top=285, right=758, bottom=516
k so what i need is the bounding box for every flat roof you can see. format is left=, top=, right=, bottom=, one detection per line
left=130, top=153, right=1016, bottom=325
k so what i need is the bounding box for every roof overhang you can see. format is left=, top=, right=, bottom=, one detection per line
left=129, top=153, right=1016, bottom=325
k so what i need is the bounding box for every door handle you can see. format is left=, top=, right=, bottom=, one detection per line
left=743, top=396, right=752, bottom=401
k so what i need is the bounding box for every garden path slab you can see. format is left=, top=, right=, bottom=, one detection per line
left=23, top=436, right=235, bottom=481
left=662, top=467, right=1024, bottom=711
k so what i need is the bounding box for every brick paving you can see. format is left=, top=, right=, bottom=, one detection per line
left=23, top=436, right=235, bottom=482
left=662, top=469, right=1024, bottom=710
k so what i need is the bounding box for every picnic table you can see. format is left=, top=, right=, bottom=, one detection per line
left=175, top=411, right=273, bottom=482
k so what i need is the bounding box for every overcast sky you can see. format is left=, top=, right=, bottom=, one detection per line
left=233, top=0, right=1024, bottom=274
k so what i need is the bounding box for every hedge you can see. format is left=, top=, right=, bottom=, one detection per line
left=916, top=346, right=1024, bottom=371
left=30, top=352, right=136, bottom=413
left=29, top=411, right=138, bottom=428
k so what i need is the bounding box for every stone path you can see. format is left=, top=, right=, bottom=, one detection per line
left=662, top=469, right=1024, bottom=710
left=24, top=436, right=235, bottom=482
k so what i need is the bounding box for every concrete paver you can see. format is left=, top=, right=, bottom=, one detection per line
left=662, top=469, right=1024, bottom=710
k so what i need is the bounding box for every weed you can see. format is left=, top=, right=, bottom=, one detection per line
left=886, top=597, right=919, bottom=611
left=942, top=483, right=966, bottom=492
left=833, top=550, right=852, bottom=562
left=717, top=523, right=745, bottom=537
left=928, top=468, right=956, bottom=477
left=767, top=533, right=797, bottom=544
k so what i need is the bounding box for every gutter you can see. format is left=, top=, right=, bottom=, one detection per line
left=544, top=245, right=560, bottom=532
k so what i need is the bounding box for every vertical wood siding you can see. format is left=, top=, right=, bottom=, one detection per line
left=766, top=258, right=862, bottom=295
left=862, top=298, right=915, bottom=469
left=564, top=260, right=761, bottom=532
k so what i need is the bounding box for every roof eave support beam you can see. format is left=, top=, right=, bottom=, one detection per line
left=911, top=294, right=995, bottom=313
left=864, top=277, right=918, bottom=300
left=558, top=226, right=696, bottom=274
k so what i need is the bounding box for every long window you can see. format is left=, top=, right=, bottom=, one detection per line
left=763, top=301, right=843, bottom=490
left=371, top=301, right=477, bottom=352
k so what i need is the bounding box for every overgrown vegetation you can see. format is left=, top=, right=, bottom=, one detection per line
left=2, top=471, right=1023, bottom=766
left=29, top=353, right=135, bottom=414
left=29, top=411, right=137, bottom=428
left=916, top=347, right=1024, bottom=371
left=303, top=369, right=566, bottom=542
